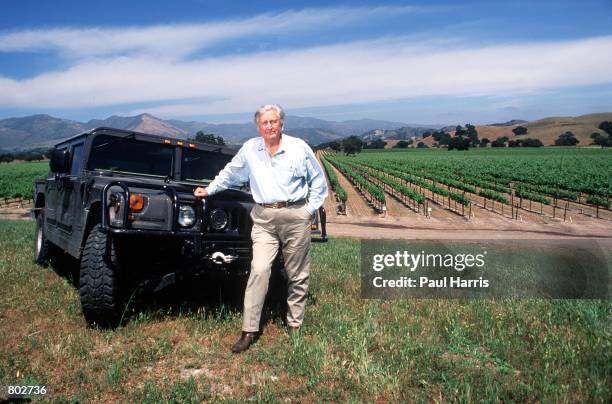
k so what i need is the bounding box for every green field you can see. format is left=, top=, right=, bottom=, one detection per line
left=323, top=147, right=611, bottom=216
left=0, top=162, right=48, bottom=199
left=1, top=219, right=610, bottom=402
left=361, top=147, right=612, bottom=196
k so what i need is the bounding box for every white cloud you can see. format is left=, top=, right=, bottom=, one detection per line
left=1, top=14, right=611, bottom=118
left=0, top=6, right=425, bottom=60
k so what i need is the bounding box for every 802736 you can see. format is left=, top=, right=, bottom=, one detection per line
left=4, top=385, right=47, bottom=396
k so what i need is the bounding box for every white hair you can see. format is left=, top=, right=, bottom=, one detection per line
left=254, top=104, right=285, bottom=125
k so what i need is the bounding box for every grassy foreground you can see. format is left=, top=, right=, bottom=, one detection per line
left=0, top=219, right=610, bottom=402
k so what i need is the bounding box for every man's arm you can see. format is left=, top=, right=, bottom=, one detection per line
left=194, top=146, right=249, bottom=198
left=303, top=146, right=328, bottom=215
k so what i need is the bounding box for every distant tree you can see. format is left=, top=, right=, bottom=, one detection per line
left=454, top=125, right=466, bottom=137
left=330, top=141, right=341, bottom=151
left=14, top=151, right=40, bottom=161
left=194, top=132, right=214, bottom=143
left=432, top=130, right=445, bottom=141
left=343, top=136, right=363, bottom=155
left=491, top=136, right=508, bottom=147
left=432, top=130, right=451, bottom=146
left=554, top=131, right=579, bottom=146
left=598, top=121, right=612, bottom=136
left=364, top=139, right=387, bottom=149
left=422, top=131, right=432, bottom=138
left=192, top=131, right=226, bottom=146
left=393, top=140, right=410, bottom=148
left=417, top=141, right=428, bottom=148
left=508, top=140, right=521, bottom=147
left=448, top=137, right=470, bottom=151
left=0, top=154, right=13, bottom=164
left=512, top=126, right=528, bottom=136
left=522, top=138, right=544, bottom=147
left=591, top=132, right=612, bottom=148
left=465, top=124, right=479, bottom=146
left=450, top=125, right=470, bottom=150
left=315, top=140, right=342, bottom=151
left=596, top=136, right=612, bottom=147
left=479, top=138, right=490, bottom=147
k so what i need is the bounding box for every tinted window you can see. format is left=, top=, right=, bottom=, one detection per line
left=181, top=148, right=232, bottom=182
left=87, top=134, right=173, bottom=177
left=70, top=144, right=84, bottom=176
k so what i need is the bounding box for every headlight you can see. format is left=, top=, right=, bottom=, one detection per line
left=108, top=192, right=126, bottom=227
left=210, top=208, right=229, bottom=231
left=178, top=205, right=196, bottom=228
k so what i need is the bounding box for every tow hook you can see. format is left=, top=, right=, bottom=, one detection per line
left=210, top=251, right=238, bottom=265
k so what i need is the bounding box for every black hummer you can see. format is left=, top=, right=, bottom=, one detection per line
left=33, top=127, right=326, bottom=325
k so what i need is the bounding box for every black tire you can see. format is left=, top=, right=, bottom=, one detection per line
left=34, top=212, right=52, bottom=265
left=79, top=224, right=123, bottom=327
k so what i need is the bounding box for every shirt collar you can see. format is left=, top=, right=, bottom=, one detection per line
left=256, top=134, right=286, bottom=155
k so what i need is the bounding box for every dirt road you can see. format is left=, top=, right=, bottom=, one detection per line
left=328, top=163, right=378, bottom=217
left=5, top=203, right=610, bottom=241
left=325, top=213, right=612, bottom=239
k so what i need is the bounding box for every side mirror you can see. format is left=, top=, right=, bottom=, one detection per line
left=50, top=148, right=70, bottom=174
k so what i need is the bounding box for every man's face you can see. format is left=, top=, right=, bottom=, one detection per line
left=257, top=110, right=282, bottom=143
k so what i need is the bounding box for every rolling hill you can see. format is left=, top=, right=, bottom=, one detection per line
left=408, top=113, right=611, bottom=148
left=0, top=113, right=412, bottom=150
left=1, top=111, right=610, bottom=150
left=476, top=112, right=612, bottom=146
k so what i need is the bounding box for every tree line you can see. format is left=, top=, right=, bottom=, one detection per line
left=189, top=131, right=226, bottom=146
left=0, top=149, right=49, bottom=164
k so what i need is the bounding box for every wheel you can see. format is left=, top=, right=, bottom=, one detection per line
left=34, top=212, right=53, bottom=265
left=79, top=224, right=123, bottom=327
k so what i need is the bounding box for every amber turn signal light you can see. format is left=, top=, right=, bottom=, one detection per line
left=129, top=194, right=145, bottom=212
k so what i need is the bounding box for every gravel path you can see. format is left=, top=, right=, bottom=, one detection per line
left=4, top=202, right=610, bottom=241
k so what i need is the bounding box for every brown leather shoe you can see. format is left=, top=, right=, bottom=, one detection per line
left=231, top=331, right=258, bottom=353
left=288, top=326, right=300, bottom=336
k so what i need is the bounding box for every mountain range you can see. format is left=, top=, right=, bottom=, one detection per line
left=1, top=111, right=610, bottom=150
left=0, top=113, right=418, bottom=150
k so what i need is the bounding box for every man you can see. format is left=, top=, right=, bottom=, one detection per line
left=194, top=104, right=328, bottom=353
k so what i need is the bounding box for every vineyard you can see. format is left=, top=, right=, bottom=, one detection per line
left=1, top=150, right=611, bottom=224
left=0, top=162, right=48, bottom=204
left=320, top=147, right=612, bottom=222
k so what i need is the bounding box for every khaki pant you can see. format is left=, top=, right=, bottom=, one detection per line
left=242, top=203, right=312, bottom=332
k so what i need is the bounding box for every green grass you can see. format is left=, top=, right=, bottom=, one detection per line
left=0, top=161, right=48, bottom=199
left=0, top=219, right=610, bottom=402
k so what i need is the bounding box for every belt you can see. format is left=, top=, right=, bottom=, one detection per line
left=258, top=199, right=306, bottom=209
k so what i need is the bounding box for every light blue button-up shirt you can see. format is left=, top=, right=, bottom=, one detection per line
left=205, top=134, right=328, bottom=215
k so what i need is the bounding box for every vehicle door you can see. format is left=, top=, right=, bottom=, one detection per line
left=57, top=142, right=85, bottom=235
left=45, top=146, right=68, bottom=229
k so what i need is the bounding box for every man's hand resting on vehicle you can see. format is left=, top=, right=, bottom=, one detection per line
left=194, top=187, right=209, bottom=198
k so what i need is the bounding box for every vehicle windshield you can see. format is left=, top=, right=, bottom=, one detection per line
left=87, top=134, right=173, bottom=177
left=181, top=148, right=233, bottom=183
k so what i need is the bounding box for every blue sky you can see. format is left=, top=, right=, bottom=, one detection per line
left=1, top=0, right=611, bottom=125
